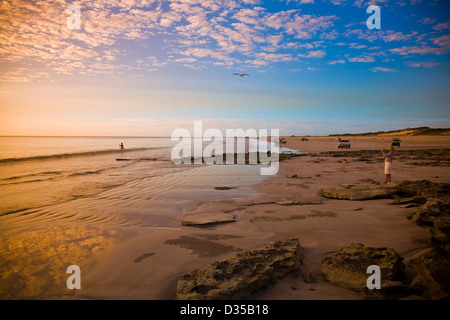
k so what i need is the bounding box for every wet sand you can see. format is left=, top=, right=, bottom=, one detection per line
left=1, top=135, right=449, bottom=299
left=80, top=135, right=450, bottom=300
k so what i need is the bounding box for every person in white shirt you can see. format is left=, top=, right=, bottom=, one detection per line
left=380, top=146, right=394, bottom=184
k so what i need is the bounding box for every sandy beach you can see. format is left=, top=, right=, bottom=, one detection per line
left=3, top=0, right=450, bottom=306
left=1, top=135, right=449, bottom=300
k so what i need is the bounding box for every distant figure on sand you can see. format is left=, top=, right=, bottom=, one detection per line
left=381, top=146, right=394, bottom=184
left=119, top=143, right=124, bottom=150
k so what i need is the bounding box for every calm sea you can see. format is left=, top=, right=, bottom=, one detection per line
left=0, top=136, right=178, bottom=215
left=0, top=136, right=293, bottom=216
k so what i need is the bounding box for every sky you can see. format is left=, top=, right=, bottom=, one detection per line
left=0, top=0, right=449, bottom=136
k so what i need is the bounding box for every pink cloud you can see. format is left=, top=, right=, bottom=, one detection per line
left=407, top=61, right=442, bottom=68
left=432, top=22, right=450, bottom=31
left=382, top=31, right=417, bottom=42
left=390, top=46, right=448, bottom=55
left=302, top=50, right=326, bottom=58
left=348, top=55, right=375, bottom=62
left=371, top=67, right=398, bottom=72
left=431, top=35, right=450, bottom=48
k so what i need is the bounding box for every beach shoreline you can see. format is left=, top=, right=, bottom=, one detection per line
left=80, top=134, right=450, bottom=300
left=1, top=135, right=449, bottom=300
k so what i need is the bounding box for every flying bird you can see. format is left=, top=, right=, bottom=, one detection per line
left=233, top=73, right=250, bottom=77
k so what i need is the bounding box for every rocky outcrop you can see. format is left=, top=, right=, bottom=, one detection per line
left=406, top=196, right=450, bottom=299
left=397, top=181, right=450, bottom=299
left=407, top=198, right=450, bottom=244
left=189, top=152, right=306, bottom=164
left=181, top=212, right=237, bottom=227
left=409, top=246, right=450, bottom=300
left=321, top=184, right=399, bottom=200
left=321, top=180, right=450, bottom=299
left=176, top=238, right=302, bottom=300
left=321, top=243, right=405, bottom=292
left=397, top=180, right=450, bottom=198
left=321, top=179, right=450, bottom=202
left=311, top=148, right=450, bottom=166
left=180, top=201, right=241, bottom=227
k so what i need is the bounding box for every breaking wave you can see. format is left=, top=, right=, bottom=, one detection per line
left=0, top=147, right=163, bottom=164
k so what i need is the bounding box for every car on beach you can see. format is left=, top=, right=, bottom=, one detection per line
left=337, top=139, right=351, bottom=148
left=391, top=138, right=401, bottom=147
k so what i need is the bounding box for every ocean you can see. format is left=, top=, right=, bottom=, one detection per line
left=0, top=136, right=296, bottom=299
left=0, top=136, right=179, bottom=216
left=0, top=136, right=293, bottom=217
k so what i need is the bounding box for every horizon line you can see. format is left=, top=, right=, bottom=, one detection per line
left=0, top=126, right=447, bottom=139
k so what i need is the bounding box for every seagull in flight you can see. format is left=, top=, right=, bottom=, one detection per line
left=233, top=73, right=250, bottom=77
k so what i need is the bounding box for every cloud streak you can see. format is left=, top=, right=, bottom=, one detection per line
left=0, top=0, right=449, bottom=83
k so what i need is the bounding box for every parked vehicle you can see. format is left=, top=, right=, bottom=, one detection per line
left=391, top=138, right=401, bottom=147
left=301, top=137, right=308, bottom=141
left=337, top=139, right=351, bottom=148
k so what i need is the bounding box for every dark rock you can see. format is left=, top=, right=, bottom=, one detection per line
left=399, top=181, right=450, bottom=300
left=409, top=246, right=450, bottom=300
left=181, top=212, right=236, bottom=227
left=321, top=184, right=399, bottom=200
left=322, top=180, right=450, bottom=202
left=321, top=243, right=405, bottom=292
left=321, top=180, right=450, bottom=299
left=363, top=280, right=420, bottom=300
left=397, top=180, right=450, bottom=198
left=407, top=198, right=450, bottom=244
left=176, top=238, right=302, bottom=300
left=301, top=270, right=318, bottom=283
left=390, top=196, right=427, bottom=205
left=190, top=152, right=305, bottom=165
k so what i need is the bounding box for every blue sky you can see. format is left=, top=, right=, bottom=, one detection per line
left=0, top=0, right=449, bottom=136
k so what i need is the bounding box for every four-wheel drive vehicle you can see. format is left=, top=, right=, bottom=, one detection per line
left=391, top=138, right=401, bottom=147
left=337, top=139, right=351, bottom=148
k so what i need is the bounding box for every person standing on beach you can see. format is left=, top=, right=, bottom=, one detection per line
left=380, top=146, right=394, bottom=184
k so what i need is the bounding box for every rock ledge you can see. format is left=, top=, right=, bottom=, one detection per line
left=177, top=238, right=302, bottom=300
